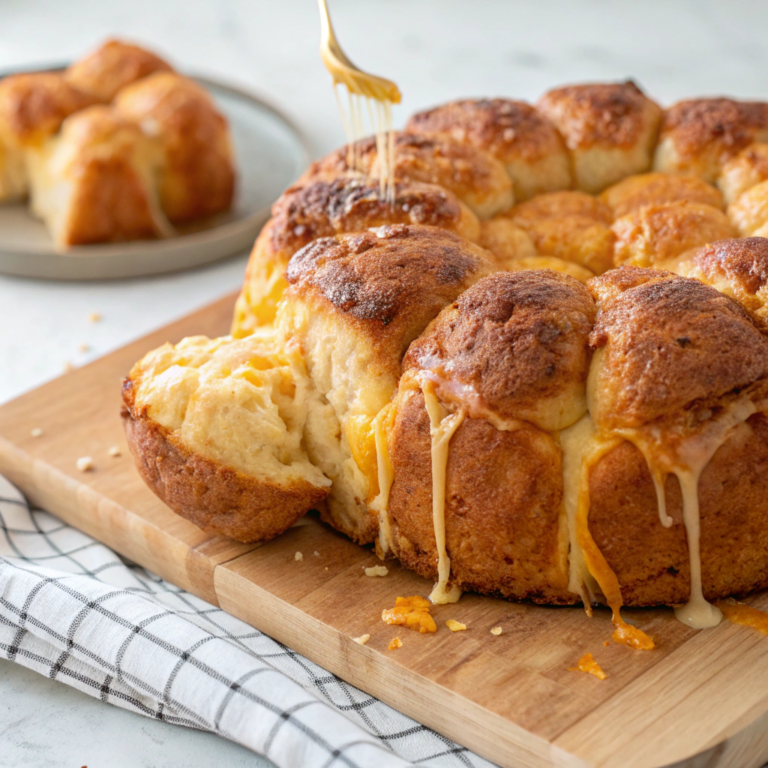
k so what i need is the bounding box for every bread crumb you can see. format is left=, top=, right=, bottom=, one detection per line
left=30, top=428, right=43, bottom=438
left=490, top=626, right=502, bottom=636
left=353, top=634, right=371, bottom=645
left=76, top=456, right=94, bottom=472
left=63, top=361, right=75, bottom=372
left=324, top=566, right=328, bottom=571
left=88, top=312, right=102, bottom=322
left=294, top=551, right=303, bottom=561
left=313, top=551, right=320, bottom=556
left=108, top=446, right=121, bottom=457
left=78, top=343, right=90, bottom=353
left=364, top=565, right=388, bottom=577
left=446, top=620, right=467, bottom=632
left=388, top=637, right=402, bottom=650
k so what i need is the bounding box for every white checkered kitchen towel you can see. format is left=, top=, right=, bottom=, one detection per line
left=0, top=475, right=494, bottom=768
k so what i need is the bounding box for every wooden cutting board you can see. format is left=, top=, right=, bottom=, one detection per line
left=2, top=292, right=768, bottom=768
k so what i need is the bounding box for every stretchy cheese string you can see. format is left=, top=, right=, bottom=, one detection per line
left=370, top=402, right=396, bottom=556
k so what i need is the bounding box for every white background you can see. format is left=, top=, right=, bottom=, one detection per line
left=1, top=0, right=767, bottom=764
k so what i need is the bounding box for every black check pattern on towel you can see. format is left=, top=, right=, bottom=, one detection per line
left=0, top=476, right=495, bottom=768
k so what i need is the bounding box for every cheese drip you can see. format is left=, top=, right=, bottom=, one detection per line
left=333, top=87, right=396, bottom=203
left=370, top=402, right=396, bottom=556
left=420, top=378, right=464, bottom=605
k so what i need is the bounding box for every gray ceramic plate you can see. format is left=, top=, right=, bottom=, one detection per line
left=0, top=74, right=310, bottom=280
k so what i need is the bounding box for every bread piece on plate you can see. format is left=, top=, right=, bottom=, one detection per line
left=231, top=175, right=482, bottom=334
left=387, top=270, right=596, bottom=602
left=508, top=190, right=615, bottom=274
left=600, top=172, right=724, bottom=218
left=537, top=81, right=662, bottom=194
left=301, top=131, right=514, bottom=220
left=122, top=331, right=331, bottom=542
left=663, top=237, right=768, bottom=331
left=585, top=267, right=768, bottom=605
left=26, top=105, right=172, bottom=248
left=717, top=143, right=768, bottom=206
left=65, top=39, right=173, bottom=103
left=654, top=98, right=768, bottom=182
left=0, top=72, right=97, bottom=202
left=115, top=72, right=235, bottom=223
left=612, top=200, right=733, bottom=268
left=279, top=224, right=495, bottom=545
left=406, top=98, right=571, bottom=201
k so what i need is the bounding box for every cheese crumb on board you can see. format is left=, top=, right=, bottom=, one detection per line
left=108, top=446, right=122, bottom=457
left=294, top=551, right=303, bottom=561
left=569, top=652, right=607, bottom=680
left=446, top=620, right=467, bottom=632
left=388, top=637, right=403, bottom=650
left=353, top=634, right=371, bottom=645
left=364, top=565, right=389, bottom=577
left=30, top=428, right=43, bottom=438
left=382, top=596, right=437, bottom=633
left=76, top=456, right=94, bottom=472
left=88, top=312, right=102, bottom=322
left=490, top=626, right=502, bottom=636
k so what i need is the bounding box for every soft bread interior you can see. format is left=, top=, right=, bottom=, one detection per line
left=0, top=140, right=28, bottom=201
left=130, top=331, right=330, bottom=492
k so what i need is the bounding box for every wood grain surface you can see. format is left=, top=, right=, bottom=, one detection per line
left=1, top=292, right=767, bottom=768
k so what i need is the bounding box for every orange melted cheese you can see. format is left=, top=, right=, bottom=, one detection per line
left=381, top=596, right=437, bottom=634
left=569, top=652, right=607, bottom=680
left=718, top=600, right=768, bottom=635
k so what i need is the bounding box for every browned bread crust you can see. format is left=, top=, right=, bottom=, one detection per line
left=122, top=379, right=328, bottom=543
left=65, top=39, right=173, bottom=102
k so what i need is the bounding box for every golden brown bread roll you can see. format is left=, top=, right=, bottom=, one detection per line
left=537, top=81, right=662, bottom=194
left=26, top=106, right=172, bottom=248
left=65, top=39, right=174, bottom=102
left=122, top=332, right=331, bottom=542
left=664, top=237, right=768, bottom=330
left=115, top=72, right=235, bottom=223
left=717, top=143, right=768, bottom=206
left=406, top=98, right=571, bottom=201
left=231, top=176, right=482, bottom=334
left=508, top=190, right=615, bottom=274
left=727, top=179, right=768, bottom=235
left=301, top=131, right=514, bottom=220
left=279, top=224, right=495, bottom=544
left=600, top=172, right=724, bottom=217
left=654, top=98, right=768, bottom=182
left=612, top=201, right=734, bottom=268
left=386, top=270, right=596, bottom=603
left=477, top=217, right=536, bottom=265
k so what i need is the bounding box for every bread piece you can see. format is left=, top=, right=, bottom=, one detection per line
left=664, top=237, right=768, bottom=331
left=279, top=224, right=495, bottom=544
left=505, top=256, right=594, bottom=284
left=478, top=217, right=536, bottom=267
left=387, top=271, right=596, bottom=602
left=717, top=143, right=768, bottom=206
left=509, top=191, right=615, bottom=274
left=600, top=172, right=724, bottom=218
left=115, top=72, right=234, bottom=223
left=301, top=132, right=514, bottom=220
left=654, top=98, right=768, bottom=182
left=584, top=268, right=768, bottom=605
left=727, top=179, right=768, bottom=235
left=537, top=81, right=661, bottom=194
left=231, top=176, right=482, bottom=334
left=65, top=39, right=173, bottom=103
left=122, top=332, right=331, bottom=542
left=612, top=201, right=734, bottom=268
left=406, top=98, right=571, bottom=201
left=26, top=106, right=172, bottom=248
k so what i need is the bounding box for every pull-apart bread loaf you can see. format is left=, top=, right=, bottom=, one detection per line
left=125, top=79, right=768, bottom=621
left=0, top=39, right=234, bottom=245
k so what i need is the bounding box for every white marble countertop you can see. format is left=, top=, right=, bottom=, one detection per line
left=2, top=0, right=768, bottom=764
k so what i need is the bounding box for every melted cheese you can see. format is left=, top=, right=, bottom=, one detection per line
left=421, top=378, right=464, bottom=605
left=370, top=402, right=397, bottom=556
left=718, top=600, right=768, bottom=635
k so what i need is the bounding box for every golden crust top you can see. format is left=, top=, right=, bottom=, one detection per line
left=537, top=81, right=660, bottom=149
left=403, top=270, right=596, bottom=431
left=286, top=224, right=494, bottom=363
left=509, top=190, right=613, bottom=227
left=0, top=72, right=97, bottom=147
left=601, top=172, right=724, bottom=217
left=65, top=38, right=173, bottom=102
left=659, top=98, right=768, bottom=162
left=589, top=267, right=768, bottom=428
left=406, top=98, right=565, bottom=163
left=267, top=176, right=479, bottom=262
left=300, top=132, right=513, bottom=218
